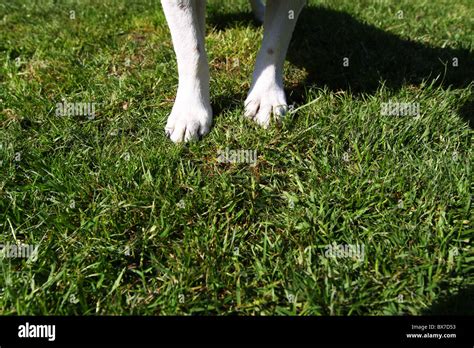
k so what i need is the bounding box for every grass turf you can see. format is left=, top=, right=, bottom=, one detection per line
left=0, top=0, right=472, bottom=315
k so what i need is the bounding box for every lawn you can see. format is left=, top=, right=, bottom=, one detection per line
left=0, top=0, right=472, bottom=315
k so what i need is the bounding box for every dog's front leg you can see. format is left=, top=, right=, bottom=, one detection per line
left=245, top=0, right=305, bottom=127
left=162, top=0, right=211, bottom=143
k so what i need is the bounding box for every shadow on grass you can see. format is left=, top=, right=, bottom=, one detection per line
left=423, top=285, right=474, bottom=315
left=207, top=5, right=474, bottom=127
left=457, top=97, right=474, bottom=129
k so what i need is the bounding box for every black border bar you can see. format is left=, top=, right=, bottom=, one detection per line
left=0, top=316, right=472, bottom=345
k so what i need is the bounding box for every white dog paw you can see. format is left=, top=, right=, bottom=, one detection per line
left=165, top=99, right=212, bottom=143
left=244, top=83, right=288, bottom=128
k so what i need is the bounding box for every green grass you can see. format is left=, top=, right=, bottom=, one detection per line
left=0, top=0, right=472, bottom=315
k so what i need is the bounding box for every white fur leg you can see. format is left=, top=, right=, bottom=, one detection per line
left=245, top=0, right=305, bottom=127
left=162, top=0, right=212, bottom=143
